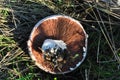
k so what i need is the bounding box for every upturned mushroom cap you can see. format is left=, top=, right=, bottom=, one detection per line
left=27, top=15, right=88, bottom=74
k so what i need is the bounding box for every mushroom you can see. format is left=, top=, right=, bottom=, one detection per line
left=27, top=15, right=88, bottom=74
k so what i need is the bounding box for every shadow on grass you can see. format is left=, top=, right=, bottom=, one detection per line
left=12, top=1, right=55, bottom=53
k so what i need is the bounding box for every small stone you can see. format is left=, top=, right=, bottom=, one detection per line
left=50, top=48, right=54, bottom=53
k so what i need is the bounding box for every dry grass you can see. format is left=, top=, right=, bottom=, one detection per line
left=0, top=0, right=120, bottom=80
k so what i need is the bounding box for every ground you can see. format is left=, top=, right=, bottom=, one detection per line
left=0, top=0, right=120, bottom=80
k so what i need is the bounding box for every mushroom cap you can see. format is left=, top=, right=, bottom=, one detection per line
left=27, top=15, right=88, bottom=74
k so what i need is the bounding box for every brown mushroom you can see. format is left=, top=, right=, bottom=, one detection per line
left=27, top=15, right=88, bottom=74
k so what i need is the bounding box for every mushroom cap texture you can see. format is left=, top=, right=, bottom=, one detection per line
left=27, top=15, right=88, bottom=74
